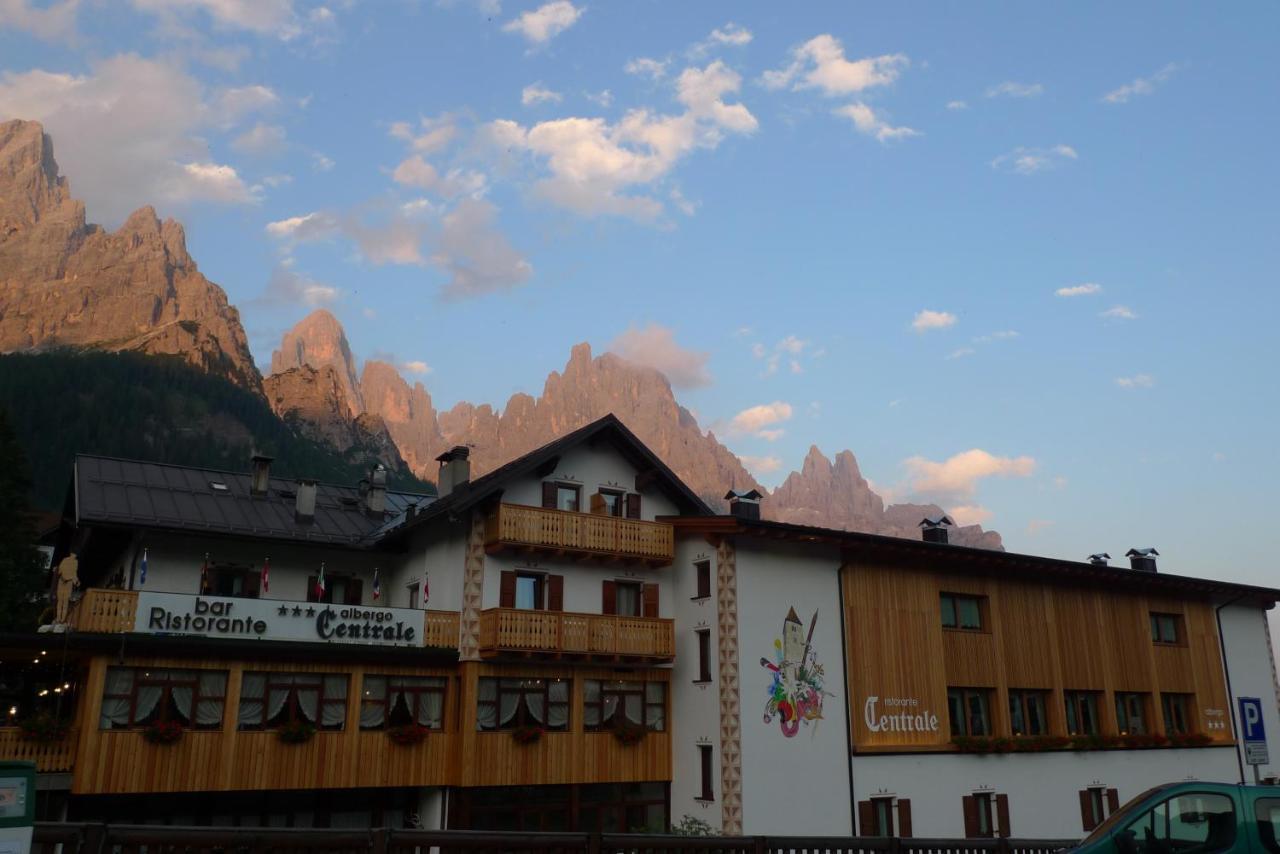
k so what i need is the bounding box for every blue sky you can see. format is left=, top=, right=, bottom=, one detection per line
left=2, top=1, right=1278, bottom=590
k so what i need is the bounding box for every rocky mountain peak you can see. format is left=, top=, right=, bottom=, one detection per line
left=0, top=119, right=71, bottom=232
left=271, top=309, right=364, bottom=415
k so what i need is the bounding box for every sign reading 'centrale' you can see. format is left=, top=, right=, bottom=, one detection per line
left=864, top=696, right=940, bottom=733
left=135, top=592, right=425, bottom=647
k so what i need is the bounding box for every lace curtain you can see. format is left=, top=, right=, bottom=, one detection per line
left=477, top=678, right=498, bottom=729
left=238, top=673, right=267, bottom=727
left=196, top=672, right=228, bottom=726
left=361, top=677, right=387, bottom=728
left=321, top=676, right=347, bottom=727
left=545, top=680, right=569, bottom=729
left=99, top=668, right=134, bottom=728
left=646, top=682, right=665, bottom=731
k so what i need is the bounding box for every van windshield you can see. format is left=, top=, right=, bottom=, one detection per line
left=1079, top=785, right=1177, bottom=845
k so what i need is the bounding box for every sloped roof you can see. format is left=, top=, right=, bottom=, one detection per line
left=74, top=455, right=432, bottom=547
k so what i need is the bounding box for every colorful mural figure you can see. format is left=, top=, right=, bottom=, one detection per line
left=761, top=606, right=829, bottom=738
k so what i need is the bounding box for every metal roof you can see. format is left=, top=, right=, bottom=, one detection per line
left=74, top=455, right=433, bottom=547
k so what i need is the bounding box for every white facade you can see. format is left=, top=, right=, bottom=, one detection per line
left=1220, top=603, right=1280, bottom=780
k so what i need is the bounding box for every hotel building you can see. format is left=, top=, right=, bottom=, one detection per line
left=2, top=414, right=1277, bottom=840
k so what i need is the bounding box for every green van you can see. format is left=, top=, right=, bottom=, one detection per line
left=1069, top=782, right=1280, bottom=853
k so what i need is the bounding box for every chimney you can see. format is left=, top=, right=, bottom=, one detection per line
left=435, top=446, right=471, bottom=497
left=250, top=453, right=274, bottom=497
left=1126, top=548, right=1159, bottom=573
left=1088, top=552, right=1112, bottom=567
left=366, top=464, right=387, bottom=515
left=295, top=479, right=317, bottom=523
left=919, top=515, right=955, bottom=544
left=724, top=489, right=763, bottom=520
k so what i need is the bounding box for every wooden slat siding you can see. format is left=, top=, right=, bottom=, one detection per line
left=486, top=503, right=674, bottom=562
left=476, top=607, right=674, bottom=660
left=843, top=560, right=1232, bottom=751
left=0, top=727, right=78, bottom=771
left=72, top=655, right=457, bottom=795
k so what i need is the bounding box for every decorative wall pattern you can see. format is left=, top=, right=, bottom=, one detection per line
left=459, top=511, right=485, bottom=661
left=716, top=538, right=742, bottom=834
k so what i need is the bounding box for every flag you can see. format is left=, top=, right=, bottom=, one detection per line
left=315, top=562, right=326, bottom=600
left=261, top=557, right=270, bottom=594
left=139, top=548, right=148, bottom=586
left=199, top=553, right=209, bottom=593
left=423, top=569, right=429, bottom=606
left=372, top=568, right=381, bottom=600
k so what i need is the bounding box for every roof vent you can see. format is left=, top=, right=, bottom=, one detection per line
left=919, top=514, right=954, bottom=544
left=209, top=481, right=229, bottom=493
left=295, top=479, right=317, bottom=523
left=436, top=446, right=471, bottom=498
left=250, top=453, right=273, bottom=497
left=1088, top=552, right=1111, bottom=567
left=1126, top=548, right=1159, bottom=573
left=724, top=489, right=762, bottom=520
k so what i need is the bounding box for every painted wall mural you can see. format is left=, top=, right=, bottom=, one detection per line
left=760, top=606, right=831, bottom=738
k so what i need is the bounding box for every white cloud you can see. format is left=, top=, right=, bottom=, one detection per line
left=912, top=309, right=957, bottom=332
left=756, top=428, right=785, bottom=442
left=946, top=347, right=975, bottom=360
left=215, top=84, right=279, bottom=124
left=690, top=22, right=752, bottom=56
left=950, top=505, right=993, bottom=527
left=266, top=206, right=427, bottom=266
left=1103, top=63, right=1178, bottom=104
left=985, top=81, right=1043, bottom=98
left=401, top=360, right=431, bottom=375
left=754, top=335, right=813, bottom=376
left=389, top=114, right=459, bottom=155
left=728, top=401, right=793, bottom=437
left=975, top=330, right=1019, bottom=342
left=832, top=101, right=919, bottom=142
left=491, top=59, right=757, bottom=220
left=762, top=34, right=908, bottom=96
left=522, top=82, right=563, bottom=106
left=1115, top=373, right=1154, bottom=389
left=502, top=0, right=581, bottom=44
left=265, top=211, right=338, bottom=240
left=585, top=89, right=613, bottom=107
left=608, top=324, right=713, bottom=389
left=311, top=152, right=334, bottom=171
left=0, top=0, right=78, bottom=41
left=0, top=55, right=266, bottom=223
left=231, top=122, right=286, bottom=155
left=252, top=266, right=339, bottom=307
left=738, top=454, right=782, bottom=476
left=991, top=144, right=1077, bottom=175
left=391, top=154, right=487, bottom=199
left=1056, top=282, right=1102, bottom=297
left=433, top=198, right=532, bottom=300
left=624, top=57, right=669, bottom=79
left=946, top=99, right=968, bottom=111
left=129, top=0, right=301, bottom=39
left=1101, top=305, right=1138, bottom=320
left=903, top=448, right=1037, bottom=499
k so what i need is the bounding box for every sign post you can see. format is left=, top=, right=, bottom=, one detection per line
left=0, top=761, right=35, bottom=854
left=1239, top=697, right=1269, bottom=783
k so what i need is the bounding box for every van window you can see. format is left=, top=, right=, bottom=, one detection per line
left=1257, top=798, right=1280, bottom=854
left=1120, top=792, right=1235, bottom=854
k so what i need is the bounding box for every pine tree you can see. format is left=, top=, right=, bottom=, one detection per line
left=0, top=408, right=48, bottom=630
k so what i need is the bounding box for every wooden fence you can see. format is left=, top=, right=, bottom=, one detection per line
left=33, top=823, right=1080, bottom=854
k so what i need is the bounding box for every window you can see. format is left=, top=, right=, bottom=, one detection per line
left=1116, top=692, right=1148, bottom=735
left=1008, top=689, right=1048, bottom=736
left=360, top=676, right=446, bottom=730
left=238, top=672, right=348, bottom=731
left=1150, top=612, right=1181, bottom=645
left=615, top=581, right=642, bottom=617
left=1256, top=798, right=1280, bottom=854
left=940, top=593, right=984, bottom=631
left=100, top=667, right=228, bottom=730
left=307, top=575, right=363, bottom=605
left=204, top=565, right=260, bottom=598
left=1161, top=693, right=1194, bottom=736
left=596, top=490, right=624, bottom=517
left=859, top=798, right=912, bottom=837
left=516, top=573, right=544, bottom=610
left=1120, top=792, right=1235, bottom=854
left=501, top=571, right=562, bottom=611
left=694, top=560, right=711, bottom=600
left=1066, top=691, right=1101, bottom=736
left=1080, top=787, right=1119, bottom=833
left=695, top=629, right=712, bottom=683
left=476, top=677, right=569, bottom=731
left=557, top=484, right=580, bottom=512
left=584, top=681, right=666, bottom=731
left=602, top=580, right=656, bottom=617
left=407, top=582, right=420, bottom=610
left=697, top=744, right=714, bottom=801
left=948, top=687, right=991, bottom=736
left=963, top=793, right=1010, bottom=839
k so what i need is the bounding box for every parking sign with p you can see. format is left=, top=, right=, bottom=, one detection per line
left=1239, top=697, right=1269, bottom=766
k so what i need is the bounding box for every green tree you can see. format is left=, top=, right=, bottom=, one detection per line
left=0, top=408, right=47, bottom=630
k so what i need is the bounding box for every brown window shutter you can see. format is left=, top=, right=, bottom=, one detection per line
left=306, top=576, right=318, bottom=603
left=590, top=492, right=607, bottom=515
left=499, top=571, right=516, bottom=608
left=896, top=799, right=912, bottom=838
left=542, top=481, right=557, bottom=509
left=245, top=571, right=262, bottom=598
left=1079, top=790, right=1097, bottom=832
left=625, top=493, right=642, bottom=519
left=697, top=630, right=711, bottom=682
left=602, top=580, right=617, bottom=615
left=857, top=801, right=874, bottom=836
left=643, top=583, right=659, bottom=618
left=548, top=575, right=564, bottom=611
left=697, top=562, right=711, bottom=599
left=995, top=794, right=1011, bottom=839
left=346, top=579, right=363, bottom=605
left=962, top=795, right=978, bottom=838
left=1106, top=788, right=1120, bottom=814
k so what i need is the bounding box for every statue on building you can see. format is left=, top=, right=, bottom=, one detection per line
left=54, top=552, right=80, bottom=625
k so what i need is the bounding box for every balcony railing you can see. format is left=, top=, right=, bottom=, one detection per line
left=68, top=588, right=138, bottom=632
left=477, top=608, right=675, bottom=661
left=484, top=503, right=674, bottom=564
left=0, top=726, right=78, bottom=772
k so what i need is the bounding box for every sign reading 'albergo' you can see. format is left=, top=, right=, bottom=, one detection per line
left=135, top=592, right=424, bottom=647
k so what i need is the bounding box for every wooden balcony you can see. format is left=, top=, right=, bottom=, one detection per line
left=0, top=727, right=78, bottom=773
left=484, top=503, right=674, bottom=565
left=477, top=608, right=674, bottom=662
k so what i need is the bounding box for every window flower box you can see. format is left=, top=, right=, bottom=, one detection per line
left=612, top=719, right=647, bottom=746
left=19, top=713, right=69, bottom=743
left=143, top=721, right=184, bottom=745
left=387, top=724, right=430, bottom=746
left=511, top=725, right=544, bottom=745
left=277, top=722, right=316, bottom=744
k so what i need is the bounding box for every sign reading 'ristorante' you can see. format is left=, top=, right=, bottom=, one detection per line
left=135, top=592, right=424, bottom=647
